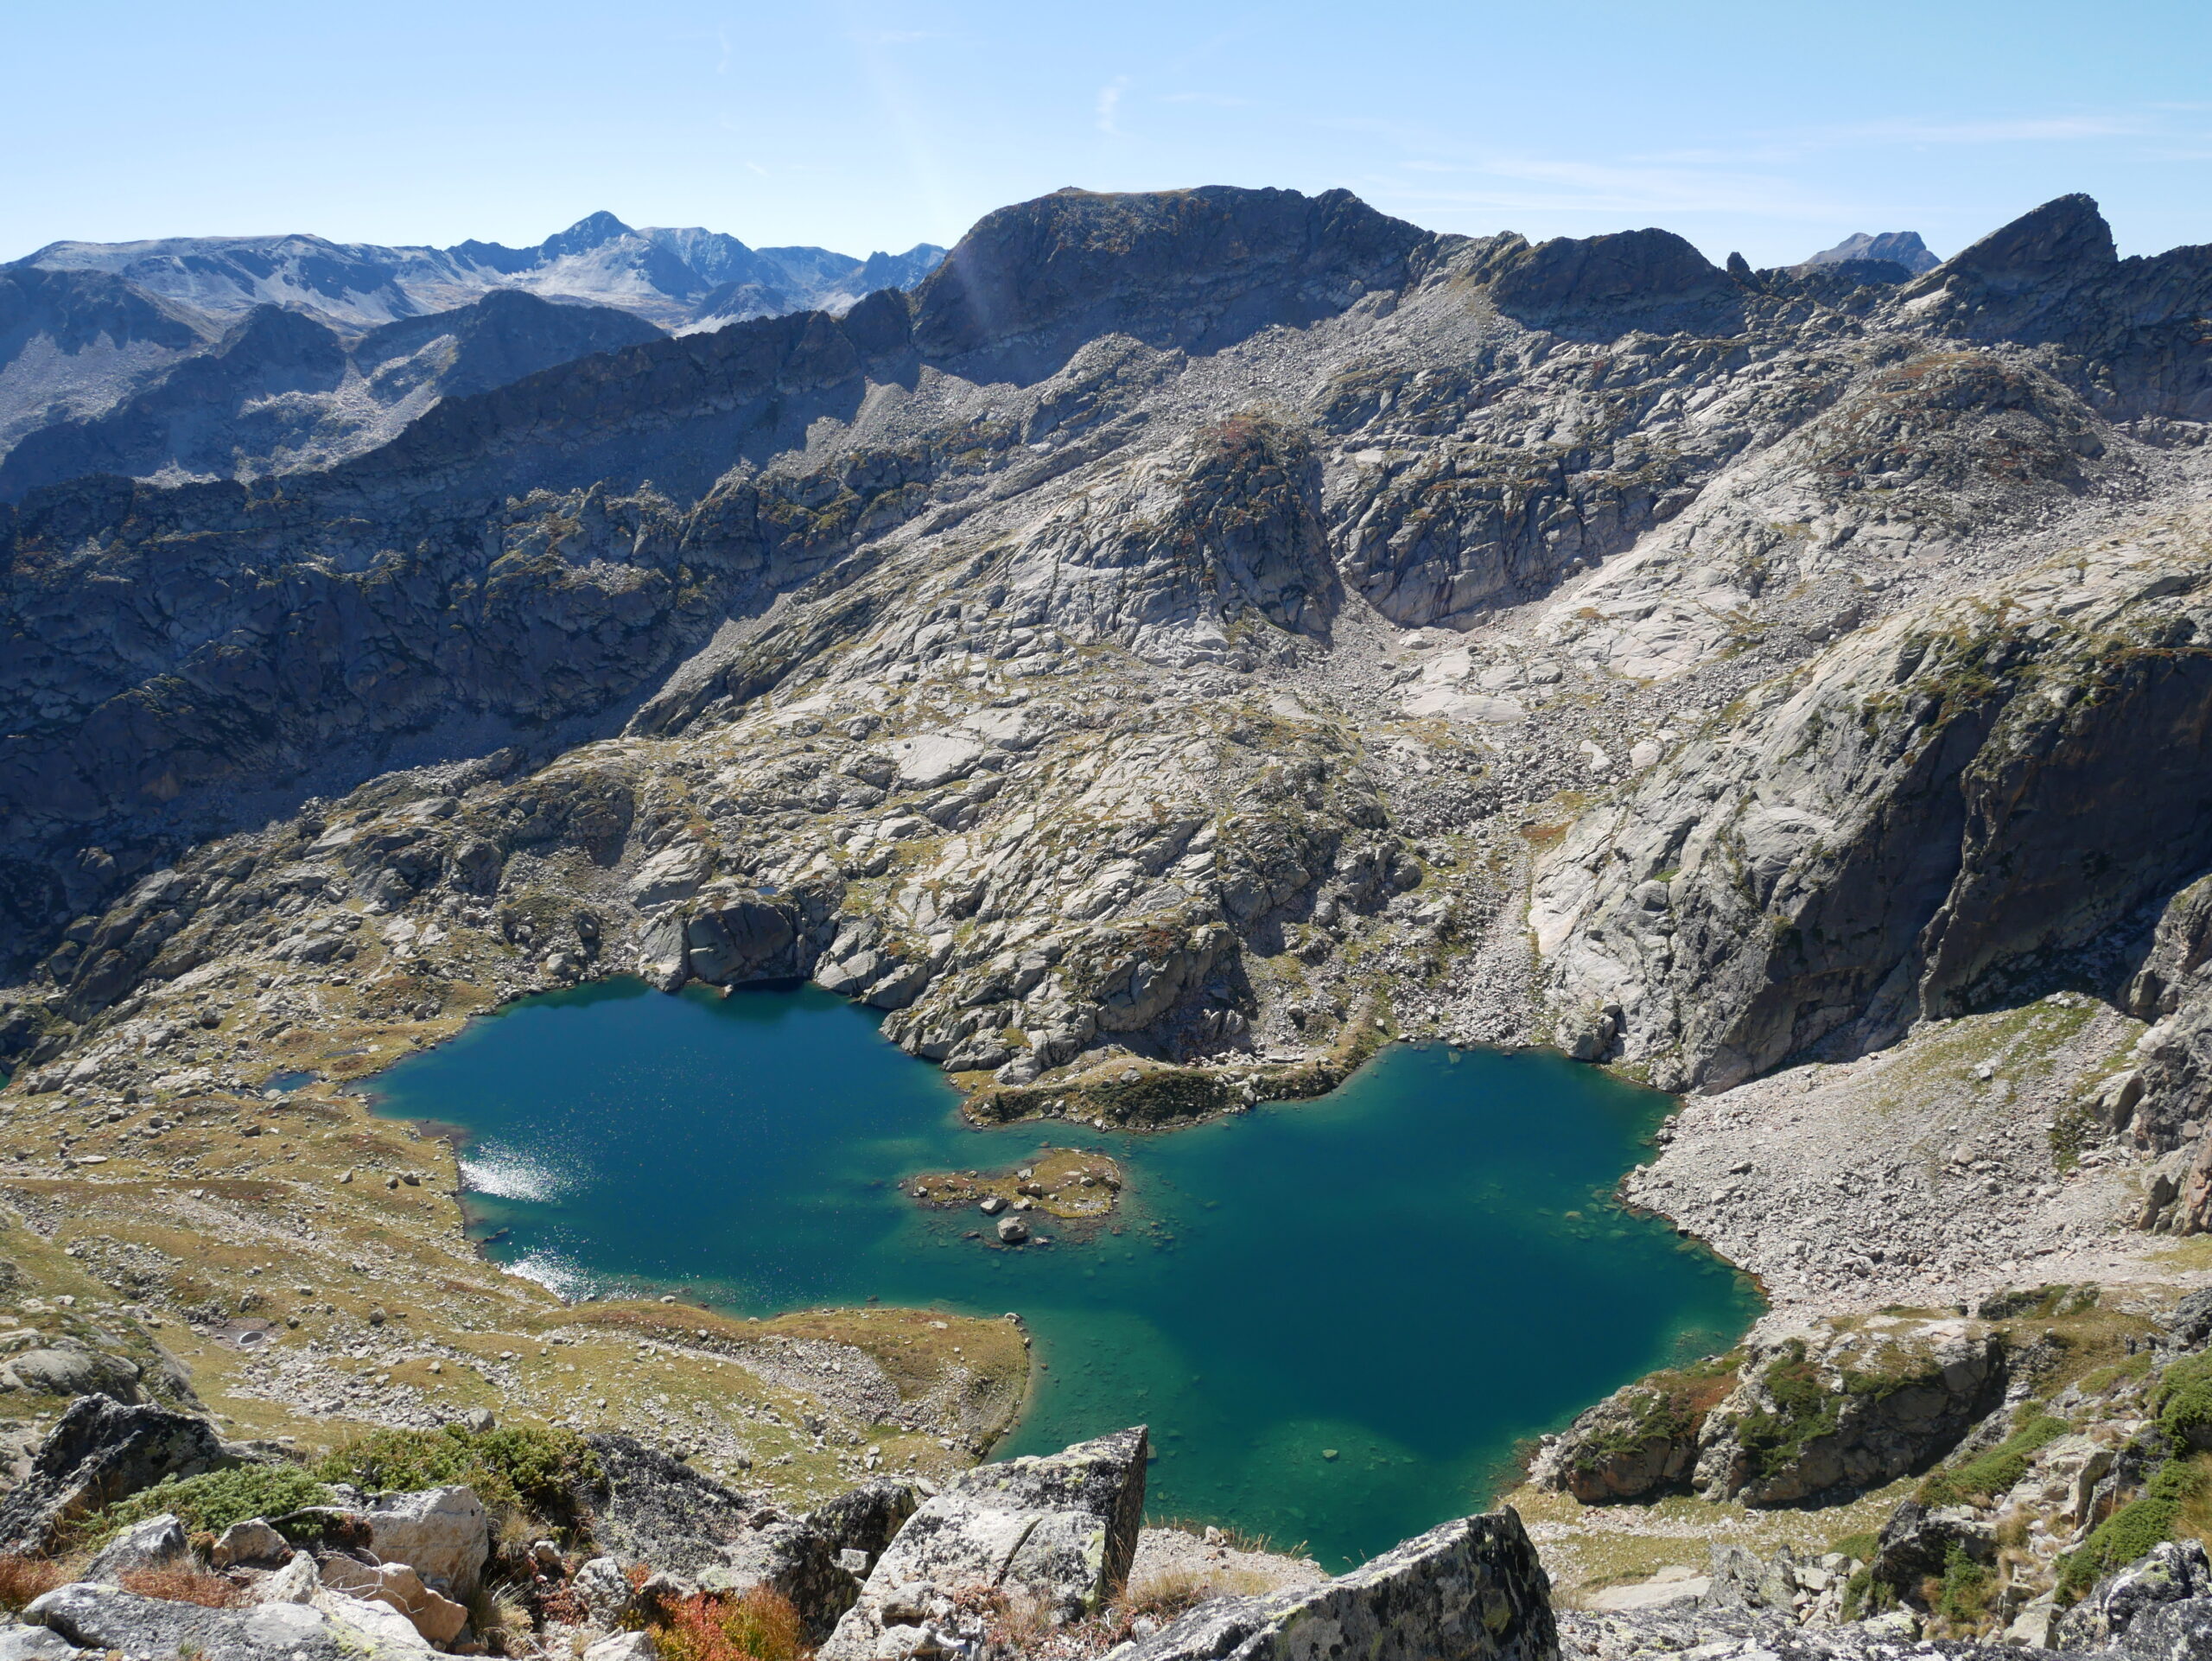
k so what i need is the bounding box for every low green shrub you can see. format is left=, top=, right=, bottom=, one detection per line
left=313, top=1423, right=599, bottom=1533
left=91, top=1465, right=333, bottom=1543
left=2157, top=1353, right=2212, bottom=1448
left=2056, top=1458, right=2207, bottom=1604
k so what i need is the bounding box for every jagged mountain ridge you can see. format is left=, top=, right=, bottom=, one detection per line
left=0, top=287, right=663, bottom=500
left=18, top=211, right=945, bottom=333
left=5, top=181, right=2212, bottom=1282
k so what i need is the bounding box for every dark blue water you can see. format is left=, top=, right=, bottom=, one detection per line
left=365, top=978, right=1757, bottom=1568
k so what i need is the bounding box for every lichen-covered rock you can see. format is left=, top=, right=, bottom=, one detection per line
left=579, top=1433, right=766, bottom=1577
left=82, top=1512, right=190, bottom=1581
left=0, top=1395, right=234, bottom=1555
left=1529, top=1355, right=1739, bottom=1503
left=23, top=1580, right=421, bottom=1659
left=1694, top=1321, right=2004, bottom=1505
left=820, top=1427, right=1147, bottom=1658
left=806, top=1479, right=922, bottom=1571
left=1866, top=1499, right=1995, bottom=1603
left=2055, top=1538, right=2212, bottom=1649
left=1119, top=1508, right=1554, bottom=1661
left=353, top=1484, right=491, bottom=1596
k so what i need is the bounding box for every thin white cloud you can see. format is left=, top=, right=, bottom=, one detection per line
left=1843, top=114, right=2149, bottom=143
left=1096, top=77, right=1130, bottom=137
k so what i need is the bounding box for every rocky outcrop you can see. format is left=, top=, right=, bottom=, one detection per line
left=1121, top=1510, right=1554, bottom=1661
left=1537, top=541, right=2212, bottom=1093
left=821, top=1426, right=1147, bottom=1658
left=2056, top=1540, right=2212, bottom=1650
left=579, top=1432, right=766, bottom=1577
left=1535, top=1318, right=2004, bottom=1507
left=577, top=1433, right=861, bottom=1635
left=23, top=1578, right=433, bottom=1658
left=81, top=1512, right=191, bottom=1581
left=0, top=1394, right=236, bottom=1554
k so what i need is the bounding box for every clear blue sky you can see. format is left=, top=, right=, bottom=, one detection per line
left=6, top=0, right=2209, bottom=267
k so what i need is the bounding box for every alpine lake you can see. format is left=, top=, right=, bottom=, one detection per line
left=362, top=977, right=1758, bottom=1569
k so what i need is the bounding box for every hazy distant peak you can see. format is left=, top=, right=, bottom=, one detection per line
left=540, top=211, right=637, bottom=258
left=1800, top=231, right=1939, bottom=274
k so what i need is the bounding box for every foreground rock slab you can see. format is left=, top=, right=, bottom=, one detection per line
left=22, top=1580, right=429, bottom=1658
left=823, top=1425, right=1149, bottom=1658
left=0, top=1395, right=234, bottom=1556
left=1120, top=1510, right=1555, bottom=1661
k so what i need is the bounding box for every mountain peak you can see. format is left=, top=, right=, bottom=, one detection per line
left=1940, top=194, right=2115, bottom=291
left=540, top=211, right=637, bottom=258
left=912, top=185, right=1426, bottom=357
left=1800, top=231, right=1938, bottom=274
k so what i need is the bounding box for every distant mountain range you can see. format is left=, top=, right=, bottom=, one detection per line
left=16, top=212, right=945, bottom=332
left=0, top=213, right=943, bottom=488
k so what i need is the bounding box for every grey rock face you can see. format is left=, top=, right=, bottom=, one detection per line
left=3, top=1345, right=143, bottom=1402
left=806, top=1478, right=923, bottom=1569
left=22, top=1581, right=388, bottom=1659
left=1700, top=1327, right=2005, bottom=1506
left=1122, top=1509, right=1554, bottom=1661
left=0, top=1626, right=87, bottom=1659
left=0, top=1394, right=234, bottom=1555
left=1866, top=1499, right=1995, bottom=1601
left=580, top=1432, right=766, bottom=1577
left=1537, top=546, right=2212, bottom=1094
left=2055, top=1538, right=2212, bottom=1649
left=2120, top=1595, right=2212, bottom=1660
left=1535, top=1317, right=2003, bottom=1508
left=353, top=1483, right=491, bottom=1596
left=822, top=1427, right=1147, bottom=1658
left=82, top=1512, right=190, bottom=1581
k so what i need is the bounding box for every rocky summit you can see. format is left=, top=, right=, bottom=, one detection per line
left=3, top=180, right=2212, bottom=1655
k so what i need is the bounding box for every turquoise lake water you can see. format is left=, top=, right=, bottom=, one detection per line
left=364, top=977, right=1758, bottom=1569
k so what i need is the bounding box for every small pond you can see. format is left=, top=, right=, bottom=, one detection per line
left=365, top=977, right=1758, bottom=1569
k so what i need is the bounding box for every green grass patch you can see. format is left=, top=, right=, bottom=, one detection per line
left=1917, top=1412, right=2069, bottom=1507
left=2057, top=1456, right=2209, bottom=1604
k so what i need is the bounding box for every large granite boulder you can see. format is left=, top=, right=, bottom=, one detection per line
left=82, top=1512, right=191, bottom=1582
left=1119, top=1510, right=1554, bottom=1661
left=0, top=1395, right=234, bottom=1555
left=581, top=1432, right=861, bottom=1635
left=579, top=1433, right=765, bottom=1576
left=355, top=1484, right=490, bottom=1597
left=807, top=1478, right=923, bottom=1572
left=22, top=1579, right=426, bottom=1658
left=821, top=1426, right=1148, bottom=1658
